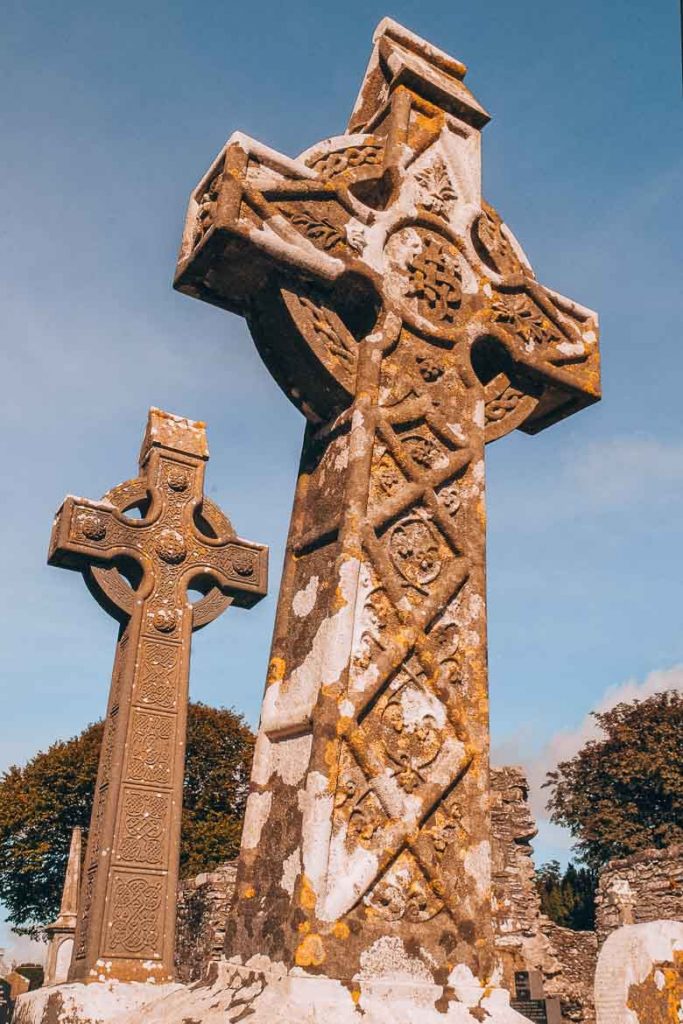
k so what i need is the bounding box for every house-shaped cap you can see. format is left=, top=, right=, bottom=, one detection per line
left=139, top=407, right=209, bottom=465
left=348, top=18, right=490, bottom=133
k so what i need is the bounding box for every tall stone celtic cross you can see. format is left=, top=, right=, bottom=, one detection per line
left=48, top=408, right=267, bottom=984
left=175, top=19, right=600, bottom=992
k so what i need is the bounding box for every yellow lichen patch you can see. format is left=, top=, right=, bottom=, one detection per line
left=267, top=656, right=286, bottom=685
left=351, top=988, right=361, bottom=1004
left=627, top=953, right=683, bottom=1023
left=299, top=874, right=317, bottom=910
left=295, top=933, right=325, bottom=967
left=242, top=885, right=256, bottom=899
left=298, top=920, right=311, bottom=934
left=332, top=921, right=350, bottom=940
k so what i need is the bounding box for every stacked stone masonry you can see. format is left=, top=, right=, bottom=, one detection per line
left=490, top=767, right=597, bottom=1023
left=175, top=863, right=237, bottom=983
left=596, top=844, right=683, bottom=946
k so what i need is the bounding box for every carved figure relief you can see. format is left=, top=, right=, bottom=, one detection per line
left=193, top=173, right=221, bottom=249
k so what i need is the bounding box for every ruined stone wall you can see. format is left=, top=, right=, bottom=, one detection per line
left=174, top=863, right=236, bottom=984
left=596, top=844, right=683, bottom=945
left=490, top=766, right=597, bottom=1023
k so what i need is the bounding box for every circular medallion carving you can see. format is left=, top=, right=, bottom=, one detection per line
left=78, top=512, right=107, bottom=541
left=155, top=528, right=186, bottom=564
left=152, top=608, right=177, bottom=633
left=389, top=518, right=442, bottom=589
left=167, top=469, right=189, bottom=492
left=231, top=551, right=255, bottom=578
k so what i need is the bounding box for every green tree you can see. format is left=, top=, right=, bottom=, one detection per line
left=544, top=690, right=683, bottom=870
left=535, top=861, right=596, bottom=930
left=0, top=703, right=254, bottom=936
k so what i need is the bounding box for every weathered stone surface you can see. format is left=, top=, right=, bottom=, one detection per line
left=596, top=845, right=683, bottom=946
left=44, top=828, right=82, bottom=987
left=173, top=14, right=600, bottom=1001
left=175, top=862, right=237, bottom=983
left=14, top=981, right=183, bottom=1024
left=594, top=921, right=683, bottom=1023
left=48, top=408, right=267, bottom=985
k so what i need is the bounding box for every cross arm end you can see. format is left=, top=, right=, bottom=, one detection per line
left=48, top=496, right=120, bottom=571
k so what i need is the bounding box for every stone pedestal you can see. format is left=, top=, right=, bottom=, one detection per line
left=15, top=962, right=536, bottom=1023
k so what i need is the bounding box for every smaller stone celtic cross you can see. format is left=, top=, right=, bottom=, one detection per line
left=48, top=408, right=267, bottom=984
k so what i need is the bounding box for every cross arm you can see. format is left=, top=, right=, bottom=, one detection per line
left=48, top=495, right=146, bottom=574
left=174, top=133, right=371, bottom=315
left=186, top=533, right=268, bottom=609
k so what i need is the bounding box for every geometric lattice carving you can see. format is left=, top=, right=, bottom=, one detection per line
left=174, top=15, right=600, bottom=992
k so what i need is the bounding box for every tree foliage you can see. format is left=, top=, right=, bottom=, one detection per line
left=534, top=860, right=596, bottom=930
left=544, top=690, right=683, bottom=870
left=0, top=703, right=253, bottom=935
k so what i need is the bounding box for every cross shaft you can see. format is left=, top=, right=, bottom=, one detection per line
left=175, top=17, right=600, bottom=994
left=48, top=408, right=267, bottom=983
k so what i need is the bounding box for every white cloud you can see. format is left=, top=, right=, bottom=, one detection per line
left=0, top=921, right=46, bottom=971
left=493, top=665, right=683, bottom=864
left=569, top=438, right=683, bottom=509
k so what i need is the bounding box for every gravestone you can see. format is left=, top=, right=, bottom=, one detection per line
left=173, top=15, right=600, bottom=1014
left=44, top=828, right=82, bottom=986
left=594, top=922, right=683, bottom=1023
left=48, top=408, right=267, bottom=985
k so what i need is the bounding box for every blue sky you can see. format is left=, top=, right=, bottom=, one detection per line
left=1, top=0, right=681, bottom=954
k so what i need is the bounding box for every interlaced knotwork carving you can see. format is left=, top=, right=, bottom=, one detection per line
left=308, top=143, right=382, bottom=178
left=107, top=875, right=163, bottom=956
left=128, top=711, right=174, bottom=785
left=173, top=21, right=601, bottom=984
left=49, top=408, right=267, bottom=983
left=298, top=296, right=356, bottom=369
left=118, top=790, right=168, bottom=864
left=405, top=232, right=462, bottom=323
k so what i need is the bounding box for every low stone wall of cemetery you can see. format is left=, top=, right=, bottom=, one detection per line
left=596, top=843, right=683, bottom=944
left=174, top=862, right=237, bottom=983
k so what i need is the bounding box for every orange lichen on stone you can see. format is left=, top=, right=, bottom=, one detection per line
left=295, top=933, right=326, bottom=967
left=627, top=952, right=683, bottom=1023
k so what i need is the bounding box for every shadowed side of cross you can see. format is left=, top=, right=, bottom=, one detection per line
left=47, top=408, right=267, bottom=984
left=174, top=18, right=600, bottom=989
